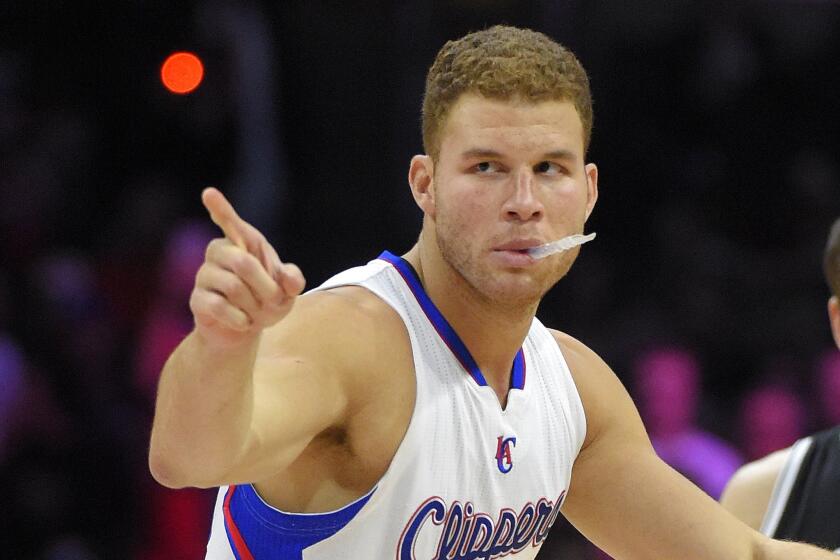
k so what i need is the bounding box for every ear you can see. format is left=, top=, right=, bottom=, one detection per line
left=583, top=162, right=599, bottom=221
left=829, top=296, right=840, bottom=349
left=409, top=155, right=436, bottom=219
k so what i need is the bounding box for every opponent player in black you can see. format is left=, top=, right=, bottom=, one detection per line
left=721, top=217, right=840, bottom=552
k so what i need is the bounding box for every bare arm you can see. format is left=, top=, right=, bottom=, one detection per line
left=719, top=448, right=790, bottom=531
left=554, top=331, right=836, bottom=560
left=148, top=188, right=352, bottom=488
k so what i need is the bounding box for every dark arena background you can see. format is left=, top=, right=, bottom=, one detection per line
left=1, top=1, right=839, bottom=558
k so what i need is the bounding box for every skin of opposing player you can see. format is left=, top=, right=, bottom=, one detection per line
left=149, top=89, right=837, bottom=558
left=829, top=295, right=840, bottom=347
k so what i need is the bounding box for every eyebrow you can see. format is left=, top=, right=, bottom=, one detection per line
left=542, top=149, right=578, bottom=161
left=460, top=148, right=503, bottom=160
left=459, top=148, right=578, bottom=161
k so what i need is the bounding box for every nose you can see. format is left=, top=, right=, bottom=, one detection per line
left=503, top=169, right=544, bottom=222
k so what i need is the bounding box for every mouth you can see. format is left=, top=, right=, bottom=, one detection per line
left=492, top=239, right=543, bottom=252
left=495, top=248, right=532, bottom=256
left=490, top=240, right=543, bottom=267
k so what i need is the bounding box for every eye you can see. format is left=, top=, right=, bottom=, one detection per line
left=474, top=161, right=501, bottom=174
left=535, top=161, right=568, bottom=175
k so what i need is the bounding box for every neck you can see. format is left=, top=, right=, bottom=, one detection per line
left=402, top=240, right=536, bottom=392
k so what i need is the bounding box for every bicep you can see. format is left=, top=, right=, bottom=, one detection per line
left=234, top=352, right=348, bottom=483
left=221, top=289, right=382, bottom=484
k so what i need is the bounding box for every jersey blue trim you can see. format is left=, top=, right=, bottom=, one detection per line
left=510, top=348, right=526, bottom=390
left=378, top=251, right=526, bottom=390
left=225, top=484, right=375, bottom=560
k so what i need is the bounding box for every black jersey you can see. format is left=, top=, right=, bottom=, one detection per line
left=761, top=425, right=840, bottom=553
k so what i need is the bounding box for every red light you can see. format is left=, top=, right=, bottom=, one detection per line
left=161, top=52, right=204, bottom=94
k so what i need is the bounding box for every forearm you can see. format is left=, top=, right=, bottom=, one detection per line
left=149, top=330, right=260, bottom=488
left=757, top=537, right=838, bottom=560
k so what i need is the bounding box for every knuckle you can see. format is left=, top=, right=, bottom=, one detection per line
left=190, top=288, right=209, bottom=309
left=191, top=290, right=221, bottom=320
left=230, top=252, right=253, bottom=276
left=205, top=238, right=225, bottom=259
left=208, top=294, right=228, bottom=315
left=225, top=277, right=246, bottom=299
left=195, top=264, right=211, bottom=286
left=188, top=291, right=201, bottom=314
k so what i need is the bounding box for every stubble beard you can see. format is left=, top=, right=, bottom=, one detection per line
left=434, top=216, right=575, bottom=313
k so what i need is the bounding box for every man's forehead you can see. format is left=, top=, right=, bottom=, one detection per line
left=440, top=94, right=585, bottom=156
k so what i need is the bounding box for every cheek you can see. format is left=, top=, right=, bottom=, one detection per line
left=560, top=178, right=589, bottom=203
left=546, top=181, right=589, bottom=220
left=440, top=185, right=493, bottom=226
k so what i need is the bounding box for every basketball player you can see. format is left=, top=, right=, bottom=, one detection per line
left=149, top=26, right=837, bottom=559
left=720, top=217, right=840, bottom=552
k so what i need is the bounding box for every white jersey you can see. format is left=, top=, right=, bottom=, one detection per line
left=205, top=251, right=587, bottom=559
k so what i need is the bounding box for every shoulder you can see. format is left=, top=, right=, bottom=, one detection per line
left=546, top=328, right=608, bottom=376
left=546, top=328, right=620, bottom=392
left=719, top=447, right=790, bottom=530
left=266, top=285, right=406, bottom=345
left=546, top=329, right=640, bottom=450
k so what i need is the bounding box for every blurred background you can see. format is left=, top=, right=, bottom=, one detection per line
left=2, top=1, right=839, bottom=558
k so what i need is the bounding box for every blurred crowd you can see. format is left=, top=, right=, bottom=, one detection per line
left=2, top=1, right=840, bottom=559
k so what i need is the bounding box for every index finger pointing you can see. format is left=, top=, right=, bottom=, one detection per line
left=202, top=187, right=246, bottom=249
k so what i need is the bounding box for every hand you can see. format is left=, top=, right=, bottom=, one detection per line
left=190, top=187, right=306, bottom=347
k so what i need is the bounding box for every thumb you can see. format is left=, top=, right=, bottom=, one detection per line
left=276, top=263, right=306, bottom=299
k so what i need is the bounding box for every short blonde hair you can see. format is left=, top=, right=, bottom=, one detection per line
left=422, top=25, right=593, bottom=161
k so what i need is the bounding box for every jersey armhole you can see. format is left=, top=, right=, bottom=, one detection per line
left=760, top=436, right=814, bottom=537
left=539, top=324, right=588, bottom=457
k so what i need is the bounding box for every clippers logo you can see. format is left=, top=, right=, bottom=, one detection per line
left=495, top=436, right=517, bottom=474
left=397, top=492, right=566, bottom=560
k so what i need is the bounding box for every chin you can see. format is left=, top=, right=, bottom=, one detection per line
left=478, top=273, right=550, bottom=308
